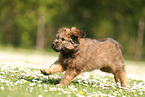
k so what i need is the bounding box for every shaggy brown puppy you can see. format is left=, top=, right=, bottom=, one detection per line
left=40, top=27, right=127, bottom=87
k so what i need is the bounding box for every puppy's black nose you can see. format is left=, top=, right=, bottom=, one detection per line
left=51, top=43, right=55, bottom=48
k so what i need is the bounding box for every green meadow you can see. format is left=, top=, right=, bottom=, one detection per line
left=0, top=49, right=145, bottom=97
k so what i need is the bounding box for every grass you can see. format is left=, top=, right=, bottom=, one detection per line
left=0, top=48, right=145, bottom=97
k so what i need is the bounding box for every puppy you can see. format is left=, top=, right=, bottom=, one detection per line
left=41, top=27, right=127, bottom=87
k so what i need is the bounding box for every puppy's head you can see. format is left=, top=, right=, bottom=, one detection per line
left=51, top=27, right=85, bottom=52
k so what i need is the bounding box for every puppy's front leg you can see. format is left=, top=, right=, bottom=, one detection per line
left=56, top=67, right=81, bottom=87
left=40, top=61, right=64, bottom=75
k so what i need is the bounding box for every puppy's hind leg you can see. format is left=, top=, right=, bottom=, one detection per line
left=40, top=61, right=64, bottom=75
left=114, top=67, right=127, bottom=87
left=119, top=69, right=127, bottom=87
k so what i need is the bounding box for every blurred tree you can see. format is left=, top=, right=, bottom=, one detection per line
left=0, top=0, right=145, bottom=59
left=135, top=18, right=144, bottom=59
left=36, top=1, right=46, bottom=50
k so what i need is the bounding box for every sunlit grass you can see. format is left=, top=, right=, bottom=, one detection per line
left=0, top=64, right=145, bottom=97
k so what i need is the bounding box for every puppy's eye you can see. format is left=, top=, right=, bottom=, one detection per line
left=61, top=38, right=65, bottom=41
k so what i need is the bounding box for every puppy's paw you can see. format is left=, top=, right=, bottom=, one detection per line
left=40, top=69, right=51, bottom=75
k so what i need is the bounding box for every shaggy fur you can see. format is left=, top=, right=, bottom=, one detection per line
left=40, top=27, right=127, bottom=87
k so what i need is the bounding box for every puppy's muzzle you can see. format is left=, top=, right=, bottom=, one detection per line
left=51, top=40, right=59, bottom=48
left=51, top=40, right=62, bottom=52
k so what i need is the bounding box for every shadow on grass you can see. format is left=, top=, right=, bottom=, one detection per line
left=19, top=75, right=82, bottom=86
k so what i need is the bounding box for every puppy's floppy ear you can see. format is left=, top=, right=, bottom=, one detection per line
left=71, top=35, right=79, bottom=44
left=70, top=27, right=86, bottom=46
left=71, top=27, right=86, bottom=38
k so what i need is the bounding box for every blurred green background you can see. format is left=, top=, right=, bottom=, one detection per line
left=0, top=0, right=145, bottom=60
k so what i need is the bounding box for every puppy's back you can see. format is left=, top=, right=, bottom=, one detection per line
left=79, top=38, right=123, bottom=72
